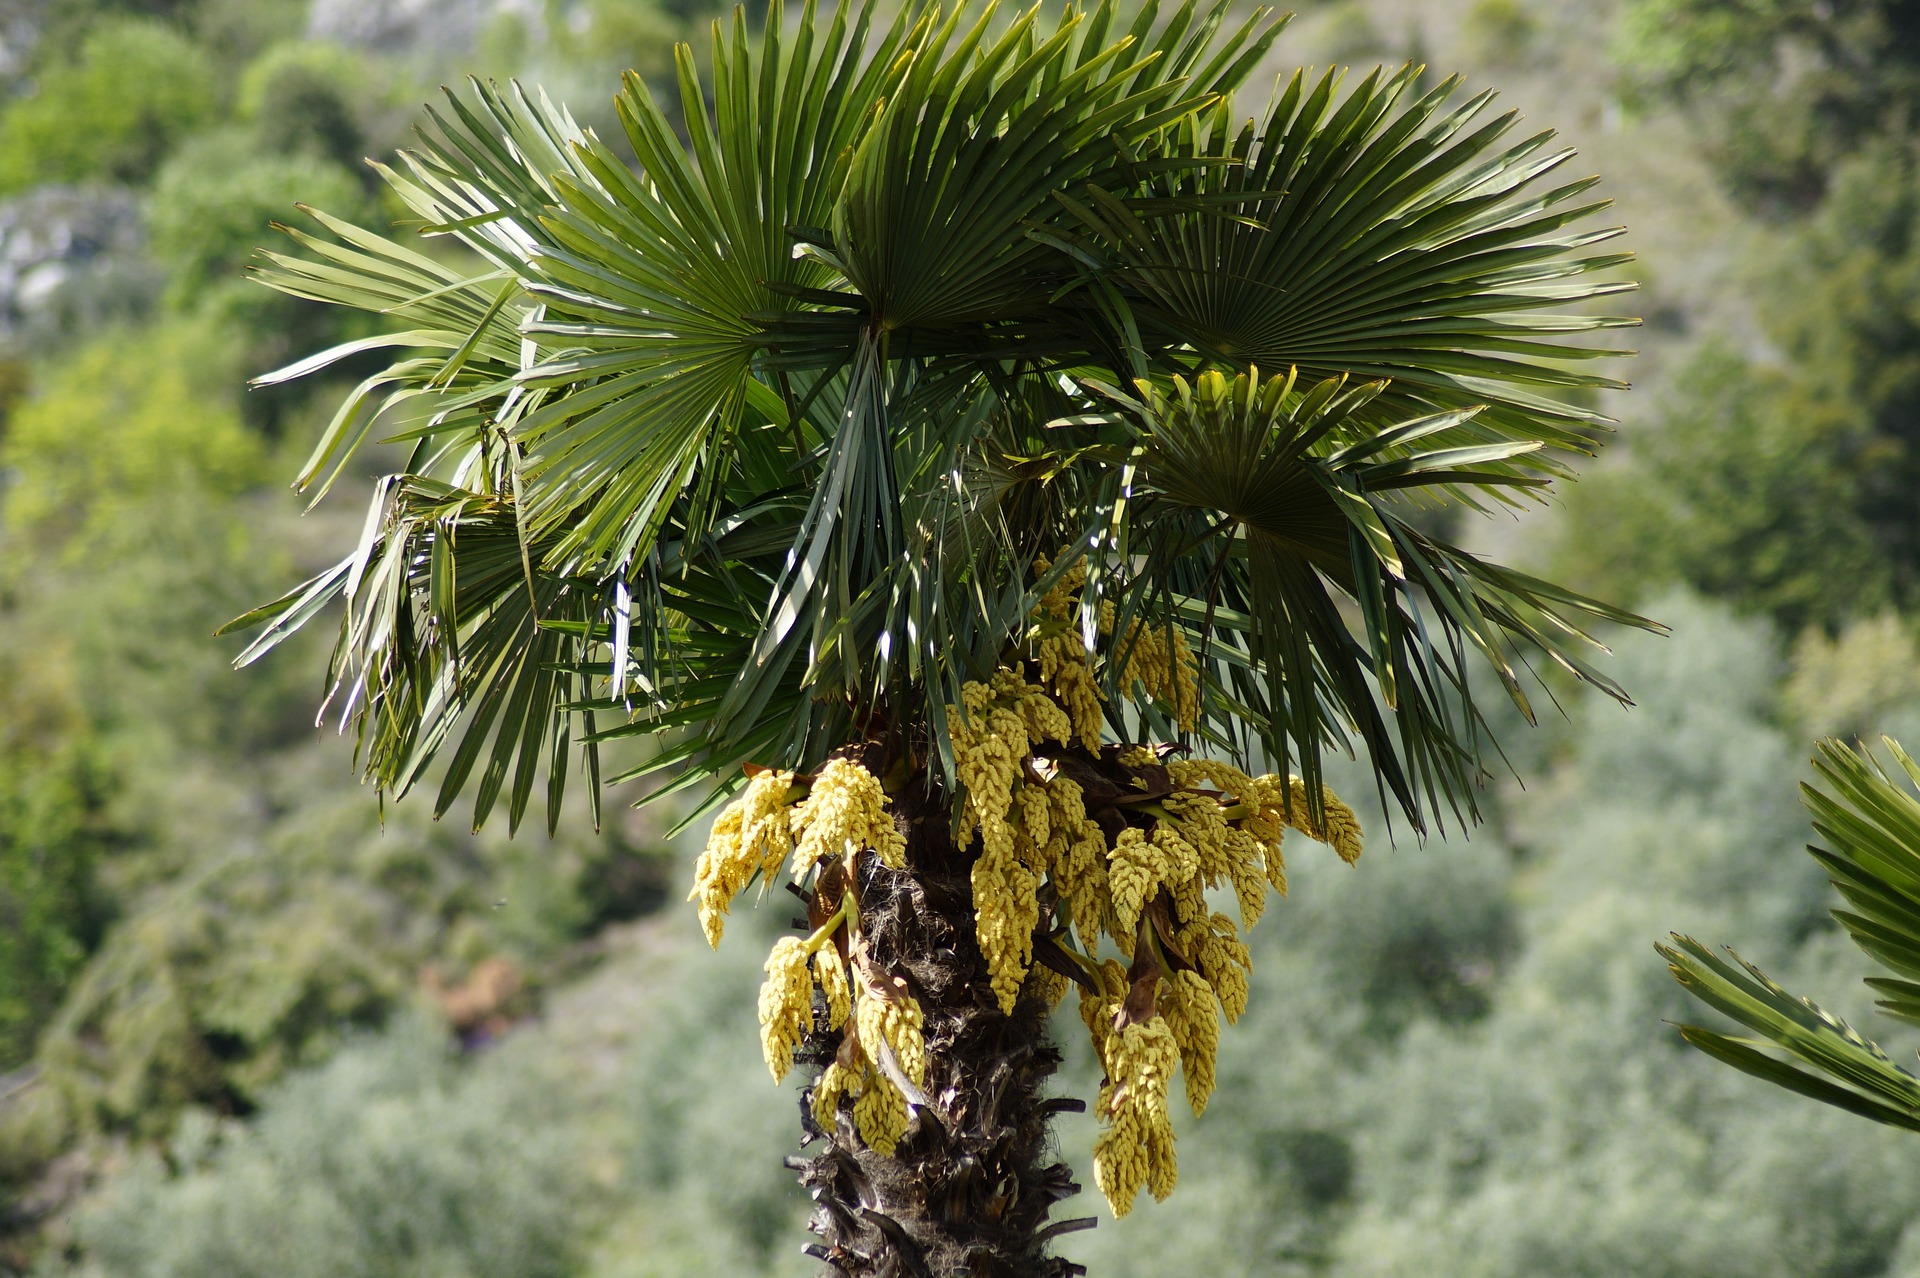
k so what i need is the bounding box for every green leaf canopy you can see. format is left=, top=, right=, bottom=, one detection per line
left=228, top=0, right=1651, bottom=834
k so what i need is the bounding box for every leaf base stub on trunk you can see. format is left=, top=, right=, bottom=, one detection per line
left=795, top=787, right=1087, bottom=1278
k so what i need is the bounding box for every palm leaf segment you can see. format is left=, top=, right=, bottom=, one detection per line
left=227, top=0, right=1649, bottom=834
left=1661, top=739, right=1920, bottom=1132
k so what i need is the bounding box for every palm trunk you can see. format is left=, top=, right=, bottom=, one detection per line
left=790, top=773, right=1094, bottom=1278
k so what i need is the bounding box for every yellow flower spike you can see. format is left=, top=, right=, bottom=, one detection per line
left=814, top=946, right=852, bottom=1031
left=950, top=666, right=1083, bottom=1009
left=1093, top=1116, right=1149, bottom=1217
left=1281, top=776, right=1364, bottom=864
left=1167, top=757, right=1255, bottom=798
left=1117, top=745, right=1158, bottom=770
left=757, top=937, right=814, bottom=1083
left=853, top=1068, right=909, bottom=1155
left=792, top=759, right=906, bottom=876
left=1048, top=773, right=1088, bottom=828
left=1031, top=556, right=1107, bottom=751
left=1017, top=782, right=1053, bottom=857
left=740, top=769, right=799, bottom=876
left=689, top=769, right=804, bottom=947
left=1144, top=1120, right=1179, bottom=1202
left=1057, top=820, right=1113, bottom=948
left=1033, top=552, right=1085, bottom=620
left=1092, top=1015, right=1181, bottom=1216
left=1078, top=959, right=1127, bottom=1057
left=1183, top=915, right=1251, bottom=1023
left=1262, top=836, right=1288, bottom=896
left=688, top=803, right=747, bottom=947
left=951, top=682, right=1025, bottom=854
left=812, top=1059, right=857, bottom=1131
left=1158, top=969, right=1220, bottom=1116
left=1108, top=827, right=1159, bottom=936
left=1150, top=822, right=1201, bottom=887
left=1051, top=661, right=1105, bottom=752
left=1120, top=623, right=1199, bottom=732
left=1044, top=779, right=1114, bottom=940
left=1024, top=959, right=1070, bottom=1008
left=1225, top=837, right=1270, bottom=930
left=1017, top=682, right=1074, bottom=753
left=1168, top=870, right=1208, bottom=934
left=1160, top=792, right=1232, bottom=884
left=972, top=851, right=1039, bottom=1014
left=854, top=979, right=928, bottom=1088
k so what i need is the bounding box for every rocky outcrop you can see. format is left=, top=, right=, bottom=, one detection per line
left=307, top=0, right=543, bottom=55
left=0, top=185, right=156, bottom=344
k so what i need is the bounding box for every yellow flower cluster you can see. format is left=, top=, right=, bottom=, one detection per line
left=812, top=1058, right=857, bottom=1131
left=1157, top=968, right=1220, bottom=1116
left=690, top=769, right=797, bottom=946
left=853, top=1069, right=909, bottom=1154
left=1076, top=961, right=1206, bottom=1215
left=793, top=758, right=907, bottom=876
left=1033, top=557, right=1106, bottom=751
left=1120, top=621, right=1200, bottom=732
left=952, top=669, right=1080, bottom=1013
left=1287, top=776, right=1364, bottom=864
left=708, top=553, right=1380, bottom=1220
left=855, top=978, right=928, bottom=1089
left=807, top=975, right=928, bottom=1156
left=692, top=758, right=912, bottom=948
left=758, top=937, right=813, bottom=1083
left=814, top=945, right=852, bottom=1030
left=1062, top=759, right=1364, bottom=1213
left=1092, top=1015, right=1181, bottom=1216
left=1045, top=775, right=1114, bottom=955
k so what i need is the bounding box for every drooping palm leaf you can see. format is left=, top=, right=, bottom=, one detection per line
left=1067, top=366, right=1645, bottom=826
left=226, top=0, right=1651, bottom=835
left=1662, top=737, right=1920, bottom=1130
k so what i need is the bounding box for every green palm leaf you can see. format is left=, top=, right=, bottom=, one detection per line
left=1072, top=366, right=1645, bottom=827
left=226, top=0, right=1651, bottom=834
left=1663, top=737, right=1920, bottom=1129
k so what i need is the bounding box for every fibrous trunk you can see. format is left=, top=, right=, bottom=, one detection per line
left=791, top=772, right=1093, bottom=1278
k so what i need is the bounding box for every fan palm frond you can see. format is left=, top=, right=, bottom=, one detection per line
left=225, top=0, right=1652, bottom=834
left=1662, top=737, right=1920, bottom=1130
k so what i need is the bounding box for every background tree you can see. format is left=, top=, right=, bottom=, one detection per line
left=1569, top=0, right=1920, bottom=630
left=227, top=1, right=1649, bottom=1271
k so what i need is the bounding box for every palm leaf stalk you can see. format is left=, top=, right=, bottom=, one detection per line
left=226, top=2, right=1651, bottom=1271
left=1662, top=738, right=1920, bottom=1133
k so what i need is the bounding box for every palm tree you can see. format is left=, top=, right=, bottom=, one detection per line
left=226, top=1, right=1650, bottom=1271
left=1662, top=738, right=1920, bottom=1134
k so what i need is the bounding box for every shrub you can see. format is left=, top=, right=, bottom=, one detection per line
left=65, top=1017, right=593, bottom=1278
left=0, top=19, right=216, bottom=193
left=147, top=130, right=366, bottom=309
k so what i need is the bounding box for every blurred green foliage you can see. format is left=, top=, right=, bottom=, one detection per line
left=0, top=746, right=112, bottom=1072
left=1, top=323, right=265, bottom=554
left=233, top=42, right=380, bottom=174
left=1560, top=142, right=1920, bottom=628
left=1615, top=0, right=1920, bottom=211
left=1556, top=344, right=1888, bottom=631
left=66, top=1017, right=593, bottom=1278
left=148, top=134, right=367, bottom=313
left=0, top=19, right=216, bottom=194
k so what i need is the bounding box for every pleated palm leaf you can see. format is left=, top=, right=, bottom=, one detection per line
left=1662, top=738, right=1920, bottom=1133
left=227, top=2, right=1651, bottom=1271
